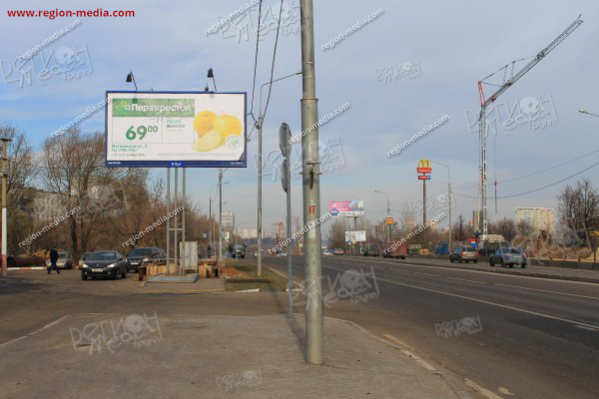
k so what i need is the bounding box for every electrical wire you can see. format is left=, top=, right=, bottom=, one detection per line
left=248, top=0, right=264, bottom=118
left=261, top=0, right=285, bottom=121
left=453, top=160, right=599, bottom=200
left=454, top=148, right=599, bottom=190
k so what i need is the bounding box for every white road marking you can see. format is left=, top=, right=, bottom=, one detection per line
left=323, top=264, right=599, bottom=331
left=494, top=284, right=599, bottom=301
left=498, top=387, right=515, bottom=396
left=465, top=379, right=504, bottom=399
left=447, top=277, right=487, bottom=284
left=0, top=314, right=70, bottom=349
left=413, top=271, right=440, bottom=277
left=575, top=325, right=598, bottom=332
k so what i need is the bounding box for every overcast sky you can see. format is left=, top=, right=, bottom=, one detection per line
left=1, top=0, right=598, bottom=238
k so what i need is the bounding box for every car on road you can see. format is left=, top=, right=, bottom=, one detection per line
left=47, top=251, right=73, bottom=269
left=363, top=243, right=381, bottom=257
left=383, top=240, right=408, bottom=259
left=323, top=249, right=333, bottom=256
left=126, top=247, right=165, bottom=272
left=333, top=248, right=344, bottom=255
left=449, top=246, right=479, bottom=263
left=489, top=247, right=527, bottom=268
left=81, top=250, right=129, bottom=280
left=232, top=244, right=247, bottom=259
left=78, top=252, right=92, bottom=267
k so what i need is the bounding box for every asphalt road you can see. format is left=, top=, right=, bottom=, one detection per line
left=265, top=255, right=599, bottom=399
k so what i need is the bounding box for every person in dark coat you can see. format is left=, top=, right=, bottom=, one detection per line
left=48, top=248, right=60, bottom=275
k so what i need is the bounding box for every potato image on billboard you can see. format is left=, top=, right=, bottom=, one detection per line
left=214, top=114, right=242, bottom=140
left=193, top=129, right=223, bottom=152
left=194, top=111, right=217, bottom=137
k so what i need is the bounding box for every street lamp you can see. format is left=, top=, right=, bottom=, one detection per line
left=579, top=108, right=599, bottom=118
left=125, top=72, right=138, bottom=91
left=431, top=161, right=452, bottom=253
left=207, top=68, right=217, bottom=91
left=256, top=70, right=302, bottom=277
left=374, top=190, right=391, bottom=243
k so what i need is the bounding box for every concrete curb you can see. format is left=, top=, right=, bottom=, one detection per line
left=7, top=267, right=46, bottom=271
left=348, top=255, right=599, bottom=284
left=324, top=315, right=480, bottom=399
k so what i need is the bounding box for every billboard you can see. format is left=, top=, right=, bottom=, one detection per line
left=105, top=91, right=246, bottom=168
left=329, top=200, right=364, bottom=217
left=345, top=230, right=366, bottom=243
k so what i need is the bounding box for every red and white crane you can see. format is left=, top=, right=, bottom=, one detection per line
left=477, top=15, right=584, bottom=238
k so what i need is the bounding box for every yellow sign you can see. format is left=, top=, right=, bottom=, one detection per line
left=417, top=159, right=431, bottom=174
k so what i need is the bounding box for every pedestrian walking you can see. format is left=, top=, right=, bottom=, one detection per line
left=48, top=248, right=60, bottom=275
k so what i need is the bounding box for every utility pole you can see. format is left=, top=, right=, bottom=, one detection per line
left=301, top=0, right=323, bottom=365
left=1, top=138, right=9, bottom=277
left=280, top=123, right=293, bottom=317
left=219, top=168, right=223, bottom=273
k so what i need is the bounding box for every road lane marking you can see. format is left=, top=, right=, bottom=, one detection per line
left=447, top=277, right=487, bottom=284
left=465, top=379, right=504, bottom=399
left=383, top=333, right=417, bottom=351
left=413, top=271, right=440, bottom=277
left=494, top=284, right=599, bottom=301
left=575, top=325, right=598, bottom=332
left=322, top=264, right=599, bottom=331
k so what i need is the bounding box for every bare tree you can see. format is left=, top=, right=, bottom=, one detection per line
left=453, top=215, right=466, bottom=242
left=41, top=129, right=117, bottom=263
left=558, top=179, right=599, bottom=247
left=516, top=219, right=536, bottom=238
left=492, top=218, right=517, bottom=242
left=327, top=219, right=346, bottom=249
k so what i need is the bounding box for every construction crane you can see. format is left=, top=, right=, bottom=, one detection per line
left=477, top=14, right=583, bottom=238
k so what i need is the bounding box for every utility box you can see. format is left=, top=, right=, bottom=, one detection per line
left=179, top=241, right=199, bottom=272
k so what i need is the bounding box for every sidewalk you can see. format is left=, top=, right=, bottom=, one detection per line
left=0, top=313, right=477, bottom=399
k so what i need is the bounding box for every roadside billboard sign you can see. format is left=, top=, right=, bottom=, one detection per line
left=329, top=200, right=364, bottom=217
left=345, top=230, right=366, bottom=243
left=105, top=91, right=247, bottom=168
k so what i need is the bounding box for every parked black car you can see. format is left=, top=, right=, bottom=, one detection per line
left=81, top=251, right=129, bottom=280
left=126, top=247, right=166, bottom=272
left=232, top=244, right=247, bottom=259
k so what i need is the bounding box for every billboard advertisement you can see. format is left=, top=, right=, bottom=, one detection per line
left=345, top=230, right=366, bottom=243
left=105, top=91, right=246, bottom=168
left=329, top=200, right=364, bottom=217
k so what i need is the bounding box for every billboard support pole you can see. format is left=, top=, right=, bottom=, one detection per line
left=182, top=168, right=186, bottom=274
left=174, top=168, right=179, bottom=274
left=166, top=168, right=171, bottom=275
left=301, top=0, right=323, bottom=365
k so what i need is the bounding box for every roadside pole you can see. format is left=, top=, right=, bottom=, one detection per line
left=1, top=138, right=9, bottom=277
left=219, top=168, right=223, bottom=274
left=280, top=123, right=293, bottom=317
left=166, top=168, right=170, bottom=275
left=301, top=0, right=323, bottom=365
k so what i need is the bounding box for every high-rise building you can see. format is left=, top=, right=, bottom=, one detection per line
left=515, top=207, right=555, bottom=233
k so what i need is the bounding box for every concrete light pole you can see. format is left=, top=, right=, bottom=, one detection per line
left=1, top=138, right=10, bottom=277
left=256, top=71, right=302, bottom=277
left=300, top=0, right=323, bottom=365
